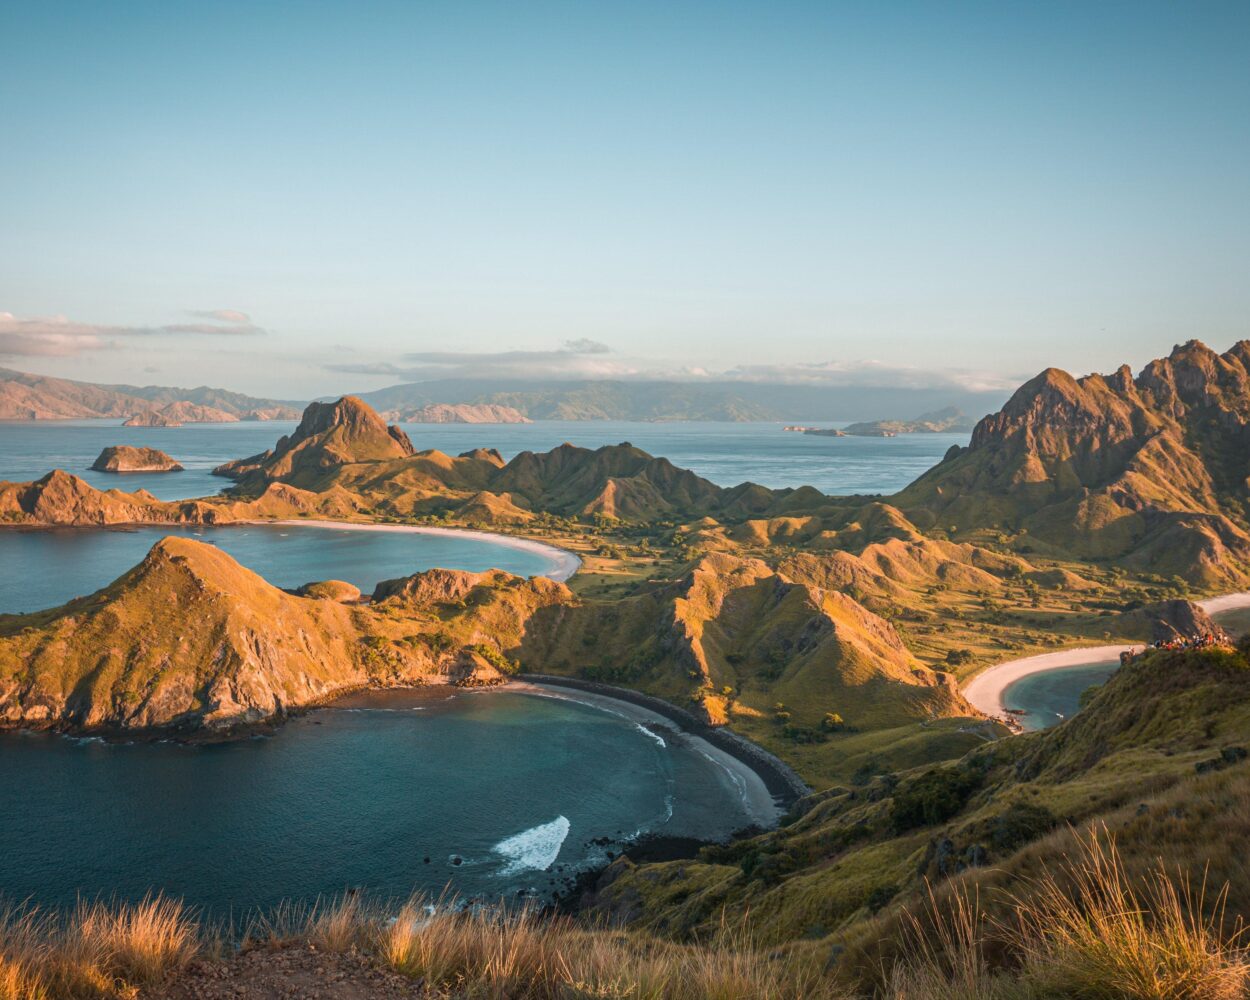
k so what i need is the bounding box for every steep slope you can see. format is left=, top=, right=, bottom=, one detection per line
left=214, top=396, right=416, bottom=487
left=894, top=340, right=1250, bottom=584
left=0, top=471, right=218, bottom=525
left=517, top=552, right=972, bottom=736
left=0, top=537, right=368, bottom=730
left=0, top=539, right=572, bottom=732
left=0, top=368, right=150, bottom=419
left=491, top=442, right=730, bottom=519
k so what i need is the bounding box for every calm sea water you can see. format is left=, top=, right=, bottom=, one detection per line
left=1001, top=662, right=1119, bottom=731
left=0, top=689, right=759, bottom=915
left=0, top=419, right=966, bottom=499
left=0, top=523, right=565, bottom=615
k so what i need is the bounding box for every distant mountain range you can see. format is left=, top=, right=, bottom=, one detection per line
left=350, top=378, right=1007, bottom=423
left=0, top=367, right=302, bottom=422
left=0, top=365, right=1005, bottom=424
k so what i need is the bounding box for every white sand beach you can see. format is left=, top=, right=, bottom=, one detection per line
left=964, top=590, right=1250, bottom=722
left=962, top=644, right=1143, bottom=721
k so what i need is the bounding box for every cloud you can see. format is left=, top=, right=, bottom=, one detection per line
left=717, top=360, right=1021, bottom=393
left=0, top=309, right=264, bottom=358
left=327, top=340, right=637, bottom=382
left=190, top=309, right=251, bottom=325
left=326, top=341, right=1019, bottom=392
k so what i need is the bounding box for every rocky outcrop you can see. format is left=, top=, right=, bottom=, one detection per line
left=214, top=397, right=416, bottom=487
left=90, top=446, right=184, bottom=473
left=384, top=403, right=531, bottom=424
left=1117, top=599, right=1229, bottom=645
left=894, top=341, right=1250, bottom=584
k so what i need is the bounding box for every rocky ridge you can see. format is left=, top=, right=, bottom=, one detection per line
left=895, top=340, right=1250, bottom=584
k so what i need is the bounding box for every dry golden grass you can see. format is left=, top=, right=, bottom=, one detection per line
left=2, top=839, right=1247, bottom=1000
left=888, top=833, right=1250, bottom=1000
left=366, top=897, right=841, bottom=1000
left=0, top=895, right=196, bottom=1000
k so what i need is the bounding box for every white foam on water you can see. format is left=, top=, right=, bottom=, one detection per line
left=493, top=816, right=571, bottom=875
left=635, top=723, right=666, bottom=747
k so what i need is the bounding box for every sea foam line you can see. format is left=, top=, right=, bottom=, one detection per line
left=493, top=816, right=571, bottom=875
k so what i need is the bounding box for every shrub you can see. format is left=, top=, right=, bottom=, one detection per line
left=890, top=767, right=983, bottom=832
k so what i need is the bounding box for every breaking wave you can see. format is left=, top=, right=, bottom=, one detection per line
left=493, top=816, right=570, bottom=875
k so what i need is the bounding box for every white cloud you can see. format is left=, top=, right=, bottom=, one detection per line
left=328, top=339, right=639, bottom=381
left=326, top=340, right=1021, bottom=392
left=0, top=309, right=264, bottom=358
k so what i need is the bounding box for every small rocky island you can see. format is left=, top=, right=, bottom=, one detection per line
left=90, top=445, right=184, bottom=473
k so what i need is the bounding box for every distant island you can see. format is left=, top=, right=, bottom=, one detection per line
left=90, top=445, right=184, bottom=472
left=783, top=407, right=976, bottom=438
left=842, top=406, right=975, bottom=436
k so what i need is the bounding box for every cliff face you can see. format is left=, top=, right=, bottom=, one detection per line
left=90, top=446, right=184, bottom=473
left=894, top=341, right=1250, bottom=584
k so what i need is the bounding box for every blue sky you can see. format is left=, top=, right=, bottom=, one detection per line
left=1, top=0, right=1247, bottom=397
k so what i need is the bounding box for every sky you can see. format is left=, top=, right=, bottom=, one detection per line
left=1, top=0, right=1248, bottom=398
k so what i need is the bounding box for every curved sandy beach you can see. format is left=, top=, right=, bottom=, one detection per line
left=263, top=519, right=582, bottom=582
left=964, top=591, right=1250, bottom=724
left=962, top=644, right=1142, bottom=722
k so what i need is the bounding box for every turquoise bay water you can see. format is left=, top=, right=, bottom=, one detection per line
left=0, top=523, right=564, bottom=615
left=0, top=690, right=759, bottom=915
left=1001, top=662, right=1119, bottom=731
left=0, top=419, right=968, bottom=499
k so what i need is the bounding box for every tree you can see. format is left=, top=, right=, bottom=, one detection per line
left=821, top=712, right=845, bottom=731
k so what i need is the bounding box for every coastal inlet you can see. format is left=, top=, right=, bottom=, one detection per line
left=0, top=687, right=772, bottom=915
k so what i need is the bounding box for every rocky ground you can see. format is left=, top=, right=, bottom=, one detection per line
left=159, top=945, right=431, bottom=1000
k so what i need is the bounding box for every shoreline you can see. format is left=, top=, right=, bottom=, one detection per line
left=963, top=591, right=1250, bottom=725
left=962, top=644, right=1141, bottom=723
left=0, top=516, right=582, bottom=585
left=245, top=519, right=583, bottom=583
left=515, top=673, right=811, bottom=811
